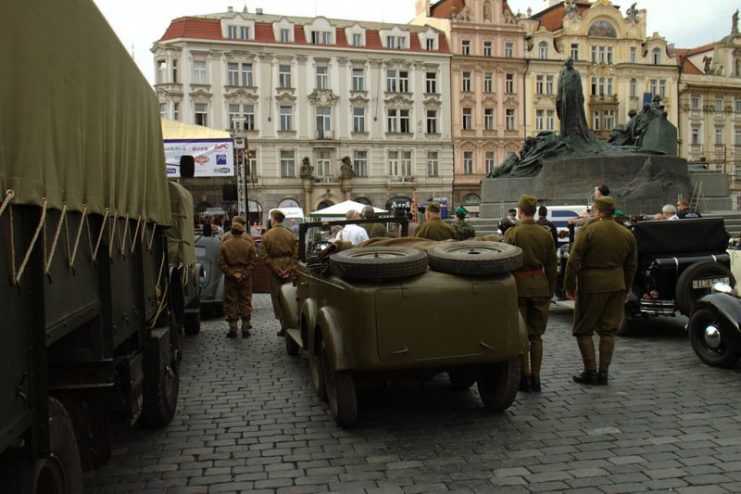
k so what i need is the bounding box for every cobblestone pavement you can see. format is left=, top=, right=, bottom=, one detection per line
left=86, top=295, right=741, bottom=493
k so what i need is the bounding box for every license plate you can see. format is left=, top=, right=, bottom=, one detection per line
left=692, top=277, right=729, bottom=289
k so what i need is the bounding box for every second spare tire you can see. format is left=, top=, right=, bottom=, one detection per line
left=427, top=241, right=523, bottom=276
left=675, top=261, right=734, bottom=315
left=329, top=246, right=428, bottom=281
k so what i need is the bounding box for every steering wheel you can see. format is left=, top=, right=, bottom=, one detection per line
left=310, top=241, right=333, bottom=254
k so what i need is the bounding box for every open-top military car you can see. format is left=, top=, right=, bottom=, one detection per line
left=279, top=217, right=528, bottom=427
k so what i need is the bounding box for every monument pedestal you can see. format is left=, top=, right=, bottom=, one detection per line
left=481, top=155, right=692, bottom=217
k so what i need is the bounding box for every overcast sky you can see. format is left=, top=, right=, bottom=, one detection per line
left=92, top=0, right=739, bottom=84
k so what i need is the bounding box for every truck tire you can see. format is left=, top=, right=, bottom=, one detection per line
left=285, top=332, right=301, bottom=356
left=476, top=359, right=521, bottom=412
left=141, top=328, right=180, bottom=428
left=329, top=247, right=427, bottom=281
left=689, top=308, right=741, bottom=368
left=2, top=399, right=85, bottom=494
left=184, top=311, right=201, bottom=335
left=675, top=262, right=734, bottom=315
left=428, top=241, right=523, bottom=276
left=321, top=342, right=357, bottom=427
left=310, top=332, right=327, bottom=401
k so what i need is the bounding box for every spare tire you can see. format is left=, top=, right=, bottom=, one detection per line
left=675, top=261, right=734, bottom=315
left=329, top=247, right=427, bottom=281
left=427, top=241, right=523, bottom=276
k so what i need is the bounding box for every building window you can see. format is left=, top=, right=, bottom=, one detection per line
left=159, top=103, right=167, bottom=119
left=316, top=107, right=331, bottom=138
left=426, top=38, right=435, bottom=50
left=484, top=41, right=492, bottom=57
left=280, top=150, right=295, bottom=177
left=462, top=40, right=470, bottom=55
left=426, top=110, right=437, bottom=134
left=173, top=102, right=179, bottom=121
left=311, top=31, right=332, bottom=45
left=505, top=109, right=515, bottom=130
left=247, top=151, right=257, bottom=177
left=736, top=98, right=741, bottom=113
left=387, top=109, right=411, bottom=133
left=545, top=110, right=555, bottom=131
left=387, top=70, right=409, bottom=93
left=352, top=68, right=365, bottom=91
left=386, top=35, right=406, bottom=49
left=691, top=96, right=700, bottom=110
left=194, top=103, right=208, bottom=126
left=715, top=127, right=724, bottom=145
left=192, top=60, right=207, bottom=84
left=484, top=72, right=493, bottom=93
left=505, top=41, right=514, bottom=58
left=399, top=71, right=409, bottom=92
left=734, top=127, right=741, bottom=146
left=716, top=97, right=724, bottom=112
left=462, top=108, right=472, bottom=130
left=536, top=109, right=544, bottom=131
left=401, top=151, right=412, bottom=176
left=387, top=109, right=398, bottom=133
left=316, top=66, right=329, bottom=89
left=353, top=150, right=368, bottom=176
left=630, top=47, right=637, bottom=63
left=227, top=63, right=240, bottom=86
left=279, top=106, right=292, bottom=130
left=352, top=33, right=363, bottom=46
left=607, top=47, right=613, bottom=64
left=485, top=152, right=495, bottom=175
left=280, top=28, right=291, bottom=42
left=172, top=60, right=178, bottom=83
left=156, top=60, right=166, bottom=84
left=484, top=108, right=494, bottom=130
left=505, top=74, right=514, bottom=94
left=353, top=107, right=365, bottom=133
left=240, top=26, right=250, bottom=39
left=462, top=72, right=471, bottom=92
left=316, top=150, right=331, bottom=177
left=591, top=46, right=612, bottom=64
left=388, top=151, right=399, bottom=176
left=649, top=79, right=658, bottom=97
left=691, top=126, right=701, bottom=145
left=591, top=77, right=613, bottom=96
left=652, top=48, right=661, bottom=65
left=658, top=79, right=666, bottom=98
left=538, top=41, right=548, bottom=59
left=400, top=109, right=410, bottom=133
left=536, top=75, right=544, bottom=95
left=228, top=104, right=254, bottom=131
left=604, top=110, right=615, bottom=130
left=241, top=63, right=253, bottom=86
left=463, top=151, right=473, bottom=175
left=279, top=65, right=292, bottom=88
left=427, top=151, right=439, bottom=177
left=630, top=78, right=637, bottom=98
left=570, top=43, right=579, bottom=60
left=546, top=75, right=554, bottom=95
left=227, top=25, right=238, bottom=39
left=592, top=110, right=601, bottom=131
left=426, top=72, right=437, bottom=94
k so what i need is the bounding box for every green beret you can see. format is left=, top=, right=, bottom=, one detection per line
left=426, top=202, right=441, bottom=213
left=455, top=206, right=468, bottom=217
left=592, top=196, right=616, bottom=213
left=615, top=209, right=626, bottom=218
left=517, top=195, right=538, bottom=212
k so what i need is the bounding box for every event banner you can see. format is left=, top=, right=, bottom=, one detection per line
left=164, top=138, right=235, bottom=178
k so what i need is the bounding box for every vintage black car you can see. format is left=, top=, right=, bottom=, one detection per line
left=688, top=289, right=741, bottom=367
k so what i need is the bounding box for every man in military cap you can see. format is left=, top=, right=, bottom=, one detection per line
left=361, top=205, right=387, bottom=239
left=452, top=206, right=476, bottom=240
left=220, top=215, right=253, bottom=244
left=414, top=202, right=456, bottom=241
left=564, top=196, right=637, bottom=385
left=504, top=195, right=557, bottom=392
left=261, top=209, right=299, bottom=336
left=217, top=222, right=257, bottom=338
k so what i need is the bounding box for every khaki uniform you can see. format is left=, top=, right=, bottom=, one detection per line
left=221, top=231, right=254, bottom=245
left=564, top=216, right=637, bottom=376
left=452, top=219, right=476, bottom=240
left=217, top=234, right=257, bottom=328
left=414, top=218, right=456, bottom=241
left=363, top=222, right=387, bottom=239
left=260, top=224, right=298, bottom=328
left=504, top=219, right=557, bottom=380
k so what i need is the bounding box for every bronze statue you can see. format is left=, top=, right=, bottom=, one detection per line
left=733, top=9, right=739, bottom=35
left=556, top=58, right=592, bottom=142
left=299, top=156, right=313, bottom=179
left=626, top=3, right=638, bottom=21
left=339, top=156, right=355, bottom=179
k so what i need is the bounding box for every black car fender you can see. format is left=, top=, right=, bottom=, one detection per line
left=694, top=293, right=741, bottom=334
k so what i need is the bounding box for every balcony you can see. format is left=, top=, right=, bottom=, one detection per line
left=387, top=176, right=416, bottom=187
left=316, top=129, right=335, bottom=140
left=314, top=175, right=339, bottom=184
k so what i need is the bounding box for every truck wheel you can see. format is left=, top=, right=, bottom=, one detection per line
left=141, top=328, right=180, bottom=428
left=428, top=241, right=523, bottom=276
left=676, top=262, right=734, bottom=315
left=310, top=333, right=327, bottom=401
left=321, top=342, right=357, bottom=427
left=476, top=359, right=521, bottom=412
left=689, top=308, right=741, bottom=368
left=329, top=247, right=427, bottom=281
left=285, top=332, right=301, bottom=356
left=184, top=312, right=201, bottom=335
left=448, top=369, right=477, bottom=390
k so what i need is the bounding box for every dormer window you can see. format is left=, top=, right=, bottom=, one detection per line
left=386, top=36, right=406, bottom=49
left=280, top=28, right=291, bottom=42
left=222, top=19, right=254, bottom=40
left=352, top=33, right=363, bottom=46
left=652, top=48, right=661, bottom=65
left=240, top=26, right=250, bottom=39
left=311, top=31, right=332, bottom=45
left=227, top=25, right=238, bottom=39
left=426, top=38, right=435, bottom=50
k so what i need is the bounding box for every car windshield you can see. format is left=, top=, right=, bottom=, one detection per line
left=299, top=217, right=408, bottom=261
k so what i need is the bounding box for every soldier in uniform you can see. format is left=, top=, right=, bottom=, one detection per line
left=220, top=216, right=253, bottom=244
left=361, top=205, right=387, bottom=239
left=452, top=206, right=476, bottom=240
left=217, top=222, right=257, bottom=338
left=564, top=196, right=637, bottom=385
left=414, top=202, right=456, bottom=241
left=504, top=195, right=557, bottom=392
left=261, top=209, right=299, bottom=336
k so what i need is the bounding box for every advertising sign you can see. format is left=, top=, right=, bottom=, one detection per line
left=164, top=138, right=234, bottom=178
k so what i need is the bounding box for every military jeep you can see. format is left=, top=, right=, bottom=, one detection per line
left=279, top=217, right=527, bottom=427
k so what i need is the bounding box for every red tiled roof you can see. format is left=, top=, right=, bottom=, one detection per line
left=429, top=0, right=465, bottom=19
left=677, top=42, right=717, bottom=58
left=160, top=17, right=449, bottom=53
left=531, top=2, right=591, bottom=32
left=681, top=58, right=703, bottom=75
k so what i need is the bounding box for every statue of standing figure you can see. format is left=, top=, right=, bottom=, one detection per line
left=556, top=58, right=592, bottom=143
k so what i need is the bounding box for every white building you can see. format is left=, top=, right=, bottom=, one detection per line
left=153, top=8, right=453, bottom=219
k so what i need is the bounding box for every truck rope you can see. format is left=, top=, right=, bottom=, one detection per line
left=91, top=209, right=109, bottom=262
left=130, top=216, right=142, bottom=253
left=45, top=203, right=67, bottom=273
left=108, top=210, right=118, bottom=259
left=69, top=206, right=88, bottom=268
left=148, top=224, right=157, bottom=251
left=12, top=198, right=47, bottom=284
left=119, top=213, right=129, bottom=255
left=0, top=189, right=14, bottom=217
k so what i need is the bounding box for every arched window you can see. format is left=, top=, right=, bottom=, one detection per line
left=278, top=198, right=300, bottom=208
left=538, top=41, right=548, bottom=59
left=587, top=20, right=617, bottom=38
left=652, top=48, right=661, bottom=65
left=354, top=197, right=372, bottom=205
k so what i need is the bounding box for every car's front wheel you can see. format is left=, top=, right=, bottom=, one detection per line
left=689, top=308, right=741, bottom=368
left=476, top=359, right=521, bottom=412
left=321, top=342, right=357, bottom=427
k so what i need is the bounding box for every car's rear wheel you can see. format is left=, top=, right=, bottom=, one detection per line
left=448, top=368, right=477, bottom=390
left=676, top=262, right=734, bottom=315
left=321, top=342, right=357, bottom=427
left=476, top=359, right=521, bottom=412
left=427, top=241, right=523, bottom=276
left=329, top=247, right=427, bottom=281
left=689, top=308, right=741, bottom=368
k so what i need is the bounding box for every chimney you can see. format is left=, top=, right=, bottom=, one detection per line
left=415, top=0, right=430, bottom=17
left=227, top=6, right=233, bottom=12
left=256, top=8, right=263, bottom=14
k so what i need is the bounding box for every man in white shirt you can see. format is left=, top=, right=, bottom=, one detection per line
left=661, top=204, right=679, bottom=221
left=338, top=210, right=369, bottom=245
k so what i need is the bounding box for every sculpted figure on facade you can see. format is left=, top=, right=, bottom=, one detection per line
left=564, top=0, right=578, bottom=18
left=733, top=9, right=739, bottom=35
left=339, top=156, right=355, bottom=179
left=299, top=156, right=314, bottom=179
left=626, top=3, right=639, bottom=22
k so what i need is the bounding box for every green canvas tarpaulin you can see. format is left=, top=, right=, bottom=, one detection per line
left=0, top=0, right=172, bottom=226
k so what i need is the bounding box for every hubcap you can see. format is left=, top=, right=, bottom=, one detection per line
left=703, top=324, right=722, bottom=350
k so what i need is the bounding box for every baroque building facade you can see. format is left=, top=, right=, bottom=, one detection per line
left=153, top=9, right=453, bottom=219
left=521, top=0, right=678, bottom=141
left=413, top=0, right=526, bottom=209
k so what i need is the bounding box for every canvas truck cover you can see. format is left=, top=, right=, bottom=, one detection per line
left=166, top=182, right=195, bottom=273
left=0, top=0, right=172, bottom=226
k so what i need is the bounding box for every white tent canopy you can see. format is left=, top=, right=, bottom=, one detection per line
left=308, top=200, right=387, bottom=218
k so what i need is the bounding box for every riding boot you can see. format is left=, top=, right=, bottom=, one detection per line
left=530, top=338, right=543, bottom=392
left=573, top=336, right=598, bottom=385
left=519, top=350, right=532, bottom=392
left=226, top=320, right=238, bottom=339
left=598, top=335, right=615, bottom=385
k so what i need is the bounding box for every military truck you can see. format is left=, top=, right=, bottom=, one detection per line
left=0, top=1, right=199, bottom=491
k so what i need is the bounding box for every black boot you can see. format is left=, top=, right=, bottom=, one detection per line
left=531, top=377, right=541, bottom=392
left=226, top=330, right=237, bottom=339
left=276, top=329, right=286, bottom=337
left=519, top=376, right=532, bottom=392
left=573, top=370, right=599, bottom=385
left=597, top=370, right=608, bottom=385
